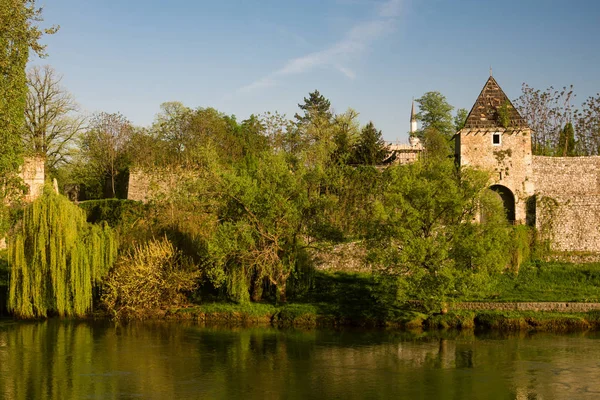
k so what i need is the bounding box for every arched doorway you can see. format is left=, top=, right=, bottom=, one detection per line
left=489, top=184, right=516, bottom=222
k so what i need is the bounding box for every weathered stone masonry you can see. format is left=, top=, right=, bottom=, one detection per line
left=533, top=156, right=600, bottom=252
left=458, top=76, right=600, bottom=254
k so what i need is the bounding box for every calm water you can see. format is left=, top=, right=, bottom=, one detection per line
left=1, top=320, right=600, bottom=399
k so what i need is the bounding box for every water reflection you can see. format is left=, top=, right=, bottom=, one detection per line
left=0, top=320, right=599, bottom=399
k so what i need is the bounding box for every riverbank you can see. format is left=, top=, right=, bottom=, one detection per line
left=160, top=303, right=600, bottom=333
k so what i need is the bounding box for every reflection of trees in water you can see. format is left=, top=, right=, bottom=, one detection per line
left=1, top=323, right=600, bottom=399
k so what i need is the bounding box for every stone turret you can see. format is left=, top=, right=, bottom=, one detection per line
left=410, top=99, right=418, bottom=135
left=456, top=76, right=534, bottom=223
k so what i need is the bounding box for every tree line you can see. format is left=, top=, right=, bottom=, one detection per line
left=0, top=1, right=593, bottom=319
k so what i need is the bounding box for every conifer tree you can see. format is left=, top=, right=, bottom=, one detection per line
left=558, top=122, right=576, bottom=156
left=8, top=186, right=117, bottom=318
left=294, top=90, right=332, bottom=124
left=352, top=122, right=390, bottom=165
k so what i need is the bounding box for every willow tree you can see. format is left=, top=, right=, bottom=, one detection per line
left=8, top=186, right=117, bottom=318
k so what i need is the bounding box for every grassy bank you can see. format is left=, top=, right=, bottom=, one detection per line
left=484, top=261, right=600, bottom=302
left=165, top=303, right=600, bottom=332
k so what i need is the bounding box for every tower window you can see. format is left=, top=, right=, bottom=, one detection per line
left=492, top=132, right=501, bottom=145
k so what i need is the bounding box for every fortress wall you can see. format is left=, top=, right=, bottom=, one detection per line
left=127, top=167, right=199, bottom=203
left=459, top=128, right=534, bottom=222
left=21, top=156, right=45, bottom=202
left=533, top=156, right=600, bottom=252
left=127, top=169, right=153, bottom=202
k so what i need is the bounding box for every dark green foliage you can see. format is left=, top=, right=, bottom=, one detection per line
left=558, top=122, right=576, bottom=156
left=78, top=199, right=150, bottom=250
left=78, top=199, right=146, bottom=227
left=272, top=304, right=318, bottom=327
left=301, top=272, right=405, bottom=324
left=351, top=122, right=390, bottom=165
left=454, top=108, right=468, bottom=131
left=423, top=128, right=452, bottom=159
left=294, top=90, right=332, bottom=124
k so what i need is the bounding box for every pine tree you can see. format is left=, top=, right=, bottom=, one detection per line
left=352, top=122, right=390, bottom=165
left=8, top=186, right=117, bottom=318
left=294, top=90, right=332, bottom=124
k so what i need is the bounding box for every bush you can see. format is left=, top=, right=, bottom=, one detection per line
left=78, top=199, right=145, bottom=227
left=101, top=238, right=201, bottom=320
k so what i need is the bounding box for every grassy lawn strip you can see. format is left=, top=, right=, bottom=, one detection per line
left=481, top=261, right=600, bottom=302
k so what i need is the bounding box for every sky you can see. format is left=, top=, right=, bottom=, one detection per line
left=31, top=0, right=600, bottom=142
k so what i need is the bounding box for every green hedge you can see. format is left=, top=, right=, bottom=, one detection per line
left=78, top=199, right=146, bottom=227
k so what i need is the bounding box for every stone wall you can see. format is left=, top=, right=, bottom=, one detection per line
left=0, top=157, right=45, bottom=250
left=127, top=167, right=200, bottom=203
left=458, top=127, right=535, bottom=222
left=533, top=156, right=600, bottom=252
left=21, top=156, right=45, bottom=202
left=127, top=169, right=153, bottom=202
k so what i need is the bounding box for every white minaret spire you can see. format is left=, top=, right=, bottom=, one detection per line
left=410, top=98, right=417, bottom=135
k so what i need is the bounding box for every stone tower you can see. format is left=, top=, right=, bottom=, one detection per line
left=455, top=76, right=534, bottom=223
left=410, top=99, right=418, bottom=135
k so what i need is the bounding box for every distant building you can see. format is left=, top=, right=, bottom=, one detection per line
left=386, top=99, right=423, bottom=164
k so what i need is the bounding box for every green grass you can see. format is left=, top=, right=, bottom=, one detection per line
left=483, top=261, right=600, bottom=302
left=171, top=302, right=277, bottom=317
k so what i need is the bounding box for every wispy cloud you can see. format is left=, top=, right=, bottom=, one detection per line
left=236, top=0, right=404, bottom=95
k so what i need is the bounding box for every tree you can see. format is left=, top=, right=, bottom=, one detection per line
left=0, top=1, right=57, bottom=233
left=557, top=122, right=576, bottom=156
left=415, top=91, right=455, bottom=140
left=23, top=65, right=86, bottom=172
left=101, top=238, right=200, bottom=320
left=574, top=94, right=600, bottom=156
left=454, top=108, right=468, bottom=132
left=514, top=83, right=575, bottom=155
left=331, top=108, right=360, bottom=165
left=369, top=158, right=512, bottom=310
left=8, top=186, right=117, bottom=318
left=261, top=111, right=290, bottom=152
left=79, top=112, right=133, bottom=198
left=207, top=151, right=308, bottom=303
left=294, top=90, right=332, bottom=124
left=352, top=121, right=390, bottom=165
left=423, top=127, right=452, bottom=160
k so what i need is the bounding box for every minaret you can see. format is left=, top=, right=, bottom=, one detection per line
left=410, top=99, right=417, bottom=135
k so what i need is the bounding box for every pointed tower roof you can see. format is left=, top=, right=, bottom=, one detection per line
left=463, top=76, right=527, bottom=130
left=410, top=99, right=416, bottom=122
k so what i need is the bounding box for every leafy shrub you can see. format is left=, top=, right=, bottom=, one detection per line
left=101, top=238, right=201, bottom=320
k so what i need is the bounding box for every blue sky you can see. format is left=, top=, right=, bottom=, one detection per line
left=32, top=0, right=600, bottom=142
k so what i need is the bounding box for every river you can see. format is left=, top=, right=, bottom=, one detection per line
left=0, top=319, right=599, bottom=399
